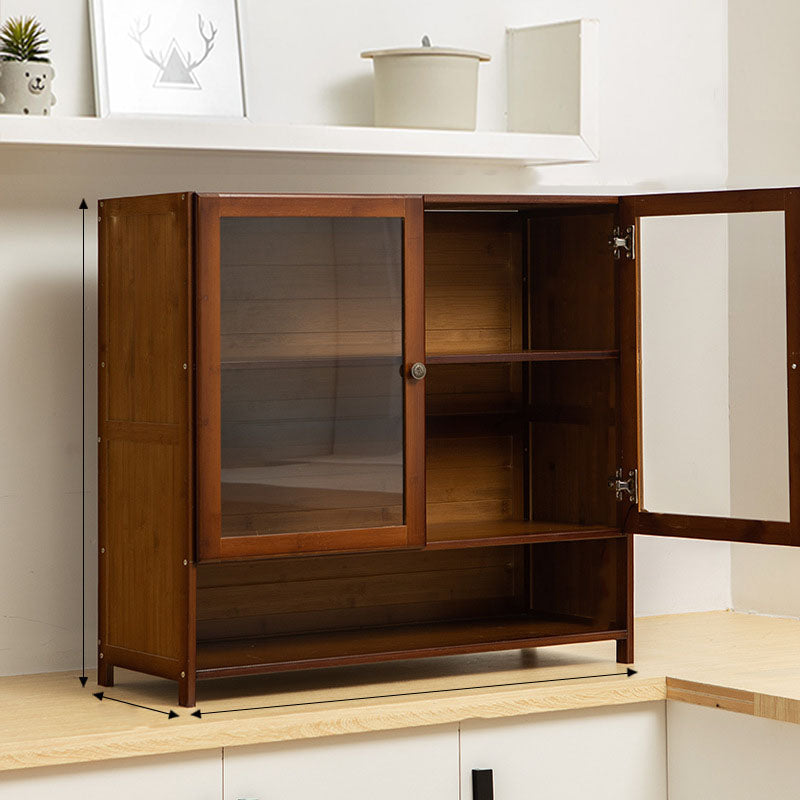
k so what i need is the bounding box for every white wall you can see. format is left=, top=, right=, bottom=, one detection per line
left=0, top=0, right=733, bottom=676
left=727, top=0, right=800, bottom=618
left=635, top=536, right=731, bottom=617
left=640, top=214, right=733, bottom=518
left=728, top=212, right=789, bottom=522
left=728, top=0, right=800, bottom=189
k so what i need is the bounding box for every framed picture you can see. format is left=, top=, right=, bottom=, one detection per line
left=89, top=0, right=245, bottom=118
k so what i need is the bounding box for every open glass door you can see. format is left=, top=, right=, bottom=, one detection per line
left=619, top=188, right=800, bottom=545
left=195, top=194, right=425, bottom=560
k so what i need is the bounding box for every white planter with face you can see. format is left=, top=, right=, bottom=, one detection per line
left=0, top=61, right=55, bottom=115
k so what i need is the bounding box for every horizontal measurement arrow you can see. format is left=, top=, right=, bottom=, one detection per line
left=94, top=691, right=178, bottom=718
left=191, top=668, right=637, bottom=718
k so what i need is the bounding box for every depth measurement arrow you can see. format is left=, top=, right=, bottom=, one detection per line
left=94, top=692, right=179, bottom=718
left=190, top=668, right=638, bottom=718
left=79, top=199, right=88, bottom=689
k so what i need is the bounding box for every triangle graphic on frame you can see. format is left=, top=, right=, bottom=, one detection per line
left=154, top=40, right=201, bottom=89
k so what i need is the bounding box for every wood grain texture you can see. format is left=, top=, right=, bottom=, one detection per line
left=101, top=193, right=633, bottom=706
left=528, top=360, right=618, bottom=529
left=423, top=195, right=619, bottom=210
left=426, top=350, right=619, bottom=364
left=197, top=547, right=525, bottom=641
left=530, top=538, right=626, bottom=630
left=196, top=620, right=624, bottom=678
left=403, top=196, right=427, bottom=546
left=666, top=678, right=755, bottom=715
left=424, top=212, right=521, bottom=355
left=9, top=612, right=800, bottom=772
left=528, top=211, right=617, bottom=350
left=425, top=520, right=621, bottom=548
left=97, top=192, right=195, bottom=695
left=196, top=193, right=425, bottom=559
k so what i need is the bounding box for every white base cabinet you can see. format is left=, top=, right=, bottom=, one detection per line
left=223, top=725, right=460, bottom=800
left=11, top=700, right=800, bottom=800
left=667, top=700, right=800, bottom=800
left=0, top=750, right=222, bottom=800
left=460, top=702, right=667, bottom=800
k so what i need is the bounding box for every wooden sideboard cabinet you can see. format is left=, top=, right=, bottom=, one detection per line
left=98, top=190, right=800, bottom=706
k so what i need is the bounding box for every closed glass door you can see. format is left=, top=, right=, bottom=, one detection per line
left=196, top=196, right=425, bottom=560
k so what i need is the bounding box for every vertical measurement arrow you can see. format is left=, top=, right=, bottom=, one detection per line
left=79, top=199, right=88, bottom=689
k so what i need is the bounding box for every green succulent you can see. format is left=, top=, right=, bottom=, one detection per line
left=0, top=16, right=51, bottom=63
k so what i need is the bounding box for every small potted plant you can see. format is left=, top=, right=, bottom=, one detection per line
left=0, top=15, right=56, bottom=115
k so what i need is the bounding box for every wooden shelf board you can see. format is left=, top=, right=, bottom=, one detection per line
left=426, top=349, right=620, bottom=365
left=426, top=520, right=622, bottom=548
left=0, top=116, right=598, bottom=166
left=196, top=616, right=623, bottom=678
left=221, top=355, right=401, bottom=370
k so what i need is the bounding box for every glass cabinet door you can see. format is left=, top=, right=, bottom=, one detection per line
left=619, top=188, right=800, bottom=545
left=196, top=195, right=425, bottom=560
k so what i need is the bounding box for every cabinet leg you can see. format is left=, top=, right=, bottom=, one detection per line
left=178, top=672, right=196, bottom=708
left=616, top=637, right=634, bottom=664
left=98, top=662, right=114, bottom=687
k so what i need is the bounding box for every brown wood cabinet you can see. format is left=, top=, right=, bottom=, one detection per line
left=98, top=189, right=800, bottom=706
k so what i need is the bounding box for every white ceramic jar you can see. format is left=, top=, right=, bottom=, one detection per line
left=361, top=42, right=490, bottom=130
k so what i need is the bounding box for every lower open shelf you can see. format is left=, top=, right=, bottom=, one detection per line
left=196, top=615, right=626, bottom=678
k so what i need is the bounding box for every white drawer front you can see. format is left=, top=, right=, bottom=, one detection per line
left=460, top=702, right=667, bottom=800
left=224, top=725, right=459, bottom=800
left=0, top=750, right=222, bottom=800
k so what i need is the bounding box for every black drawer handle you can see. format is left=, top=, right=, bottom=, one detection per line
left=472, top=768, right=494, bottom=800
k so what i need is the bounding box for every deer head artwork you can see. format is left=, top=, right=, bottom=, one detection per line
left=129, top=13, right=217, bottom=89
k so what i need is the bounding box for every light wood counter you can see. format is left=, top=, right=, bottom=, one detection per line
left=2, top=611, right=799, bottom=772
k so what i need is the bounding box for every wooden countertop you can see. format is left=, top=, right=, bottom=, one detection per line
left=2, top=611, right=800, bottom=772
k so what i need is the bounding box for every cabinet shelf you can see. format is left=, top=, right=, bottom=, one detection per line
left=221, top=355, right=401, bottom=370
left=196, top=614, right=625, bottom=678
left=426, top=520, right=622, bottom=549
left=426, top=350, right=620, bottom=365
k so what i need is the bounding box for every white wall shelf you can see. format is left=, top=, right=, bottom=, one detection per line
left=0, top=116, right=597, bottom=166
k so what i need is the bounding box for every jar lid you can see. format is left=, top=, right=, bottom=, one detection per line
left=361, top=46, right=490, bottom=61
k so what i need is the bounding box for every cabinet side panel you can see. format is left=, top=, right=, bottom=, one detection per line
left=98, top=193, right=194, bottom=675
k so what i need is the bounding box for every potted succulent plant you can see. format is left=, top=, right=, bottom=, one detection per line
left=0, top=16, right=56, bottom=115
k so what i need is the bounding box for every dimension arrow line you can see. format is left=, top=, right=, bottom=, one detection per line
left=93, top=692, right=179, bottom=718
left=79, top=198, right=88, bottom=689
left=192, top=668, right=637, bottom=717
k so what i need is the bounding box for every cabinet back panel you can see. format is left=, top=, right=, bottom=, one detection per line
left=529, top=361, right=618, bottom=527
left=197, top=546, right=526, bottom=641
left=530, top=538, right=626, bottom=629
left=425, top=213, right=523, bottom=354
left=426, top=363, right=524, bottom=526
left=528, top=212, right=617, bottom=350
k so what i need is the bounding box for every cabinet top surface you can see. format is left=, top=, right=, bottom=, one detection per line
left=3, top=611, right=800, bottom=773
left=101, top=191, right=623, bottom=208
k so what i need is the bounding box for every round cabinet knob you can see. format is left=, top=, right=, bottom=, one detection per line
left=410, top=362, right=427, bottom=380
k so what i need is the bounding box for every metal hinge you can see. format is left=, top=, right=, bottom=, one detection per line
left=610, top=225, right=635, bottom=260
left=609, top=467, right=638, bottom=503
